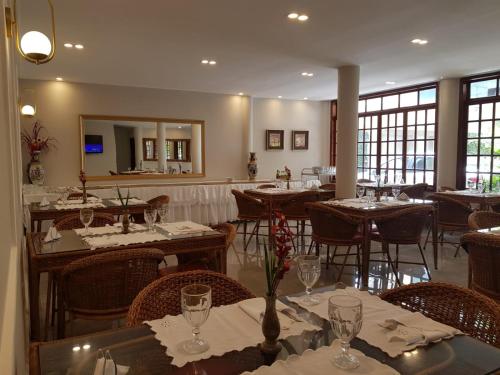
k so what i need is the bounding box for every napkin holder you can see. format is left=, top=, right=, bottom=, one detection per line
left=397, top=192, right=410, bottom=201
left=44, top=227, right=62, bottom=243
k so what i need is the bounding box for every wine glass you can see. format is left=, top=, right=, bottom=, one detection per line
left=157, top=204, right=169, bottom=224
left=328, top=295, right=363, bottom=370
left=180, top=284, right=212, bottom=354
left=297, top=255, right=321, bottom=305
left=467, top=179, right=475, bottom=192
left=80, top=208, right=94, bottom=235
left=144, top=207, right=157, bottom=232
left=392, top=186, right=401, bottom=200
left=366, top=189, right=375, bottom=206
left=356, top=186, right=365, bottom=200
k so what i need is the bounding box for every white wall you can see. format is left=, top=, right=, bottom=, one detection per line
left=84, top=121, right=118, bottom=176
left=0, top=0, right=28, bottom=372
left=19, top=80, right=331, bottom=186
left=253, top=98, right=331, bottom=179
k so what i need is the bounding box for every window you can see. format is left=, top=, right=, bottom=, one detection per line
left=357, top=83, right=438, bottom=185
left=459, top=72, right=500, bottom=189
left=142, top=138, right=157, bottom=161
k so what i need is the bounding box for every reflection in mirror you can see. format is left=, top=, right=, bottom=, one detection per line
left=80, top=116, right=204, bottom=179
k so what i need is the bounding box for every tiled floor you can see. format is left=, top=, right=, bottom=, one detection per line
left=38, top=222, right=469, bottom=339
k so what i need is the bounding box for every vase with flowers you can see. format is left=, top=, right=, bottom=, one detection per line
left=21, top=121, right=56, bottom=185
left=260, top=211, right=293, bottom=356
left=116, top=186, right=131, bottom=234
left=275, top=166, right=292, bottom=190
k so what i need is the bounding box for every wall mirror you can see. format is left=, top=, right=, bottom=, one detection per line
left=80, top=115, right=205, bottom=180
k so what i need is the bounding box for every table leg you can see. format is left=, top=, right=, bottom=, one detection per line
left=29, top=266, right=41, bottom=340
left=56, top=273, right=65, bottom=339
left=361, top=218, right=371, bottom=288
left=432, top=208, right=438, bottom=270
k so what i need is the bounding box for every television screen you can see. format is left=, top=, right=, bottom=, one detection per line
left=85, top=135, right=103, bottom=154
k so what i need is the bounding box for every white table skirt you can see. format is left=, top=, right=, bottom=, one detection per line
left=23, top=180, right=317, bottom=228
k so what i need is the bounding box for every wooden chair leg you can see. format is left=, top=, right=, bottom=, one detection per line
left=417, top=243, right=431, bottom=279
left=244, top=221, right=259, bottom=251
left=326, top=245, right=330, bottom=269
left=308, top=240, right=314, bottom=255
left=243, top=221, right=248, bottom=247
left=383, top=242, right=401, bottom=286
left=337, top=246, right=352, bottom=282
left=395, top=244, right=399, bottom=269
left=44, top=272, right=53, bottom=340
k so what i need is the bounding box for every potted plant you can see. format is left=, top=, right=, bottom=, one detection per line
left=21, top=121, right=56, bottom=185
left=116, top=186, right=131, bottom=233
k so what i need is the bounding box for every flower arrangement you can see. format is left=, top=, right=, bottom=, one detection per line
left=116, top=185, right=131, bottom=208
left=79, top=170, right=88, bottom=203
left=263, top=211, right=293, bottom=296
left=21, top=121, right=56, bottom=158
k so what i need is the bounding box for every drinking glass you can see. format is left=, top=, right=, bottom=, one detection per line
left=328, top=295, right=363, bottom=370
left=477, top=181, right=484, bottom=194
left=392, top=186, right=401, bottom=199
left=297, top=255, right=321, bottom=305
left=80, top=208, right=94, bottom=235
left=157, top=204, right=169, bottom=224
left=356, top=186, right=365, bottom=200
left=366, top=189, right=375, bottom=206
left=144, top=207, right=157, bottom=232
left=180, top=284, right=212, bottom=354
left=467, top=180, right=475, bottom=192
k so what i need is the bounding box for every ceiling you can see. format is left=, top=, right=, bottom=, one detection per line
left=17, top=0, right=500, bottom=100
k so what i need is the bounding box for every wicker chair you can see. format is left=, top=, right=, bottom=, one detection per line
left=400, top=183, right=428, bottom=199
left=53, top=213, right=116, bottom=230
left=305, top=202, right=362, bottom=281
left=232, top=189, right=267, bottom=251
left=380, top=282, right=500, bottom=347
left=60, top=248, right=165, bottom=337
left=280, top=191, right=320, bottom=252
left=425, top=193, right=473, bottom=256
left=319, top=183, right=336, bottom=191
left=131, top=195, right=170, bottom=223
left=372, top=205, right=434, bottom=286
left=468, top=211, right=500, bottom=230
left=461, top=232, right=500, bottom=303
left=126, top=270, right=256, bottom=326
left=257, top=184, right=277, bottom=189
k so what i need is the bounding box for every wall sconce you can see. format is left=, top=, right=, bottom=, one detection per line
left=20, top=104, right=36, bottom=117
left=4, top=0, right=56, bottom=65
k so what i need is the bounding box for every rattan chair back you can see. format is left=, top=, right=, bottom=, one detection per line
left=380, top=282, right=500, bottom=347
left=468, top=211, right=500, bottom=230
left=132, top=195, right=169, bottom=223
left=67, top=192, right=97, bottom=200
left=427, top=193, right=473, bottom=228
left=305, top=202, right=361, bottom=245
left=211, top=223, right=237, bottom=250
left=461, top=232, right=500, bottom=303
left=231, top=189, right=267, bottom=220
left=61, top=248, right=165, bottom=319
left=374, top=205, right=433, bottom=244
left=401, top=183, right=428, bottom=199
left=319, top=183, right=336, bottom=191
left=54, top=213, right=116, bottom=230
left=280, top=191, right=320, bottom=220
left=126, top=270, right=255, bottom=326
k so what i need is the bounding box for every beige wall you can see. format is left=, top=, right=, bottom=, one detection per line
left=84, top=121, right=118, bottom=176
left=19, top=80, right=331, bottom=185
left=0, top=0, right=28, bottom=372
left=252, top=98, right=331, bottom=179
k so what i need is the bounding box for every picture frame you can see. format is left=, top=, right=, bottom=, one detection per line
left=292, top=130, right=309, bottom=150
left=266, top=129, right=284, bottom=150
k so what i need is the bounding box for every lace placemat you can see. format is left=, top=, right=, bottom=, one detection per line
left=74, top=223, right=146, bottom=236
left=107, top=198, right=148, bottom=206
left=54, top=202, right=106, bottom=210
left=83, top=231, right=168, bottom=249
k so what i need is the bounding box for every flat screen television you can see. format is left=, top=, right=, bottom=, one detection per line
left=85, top=134, right=103, bottom=154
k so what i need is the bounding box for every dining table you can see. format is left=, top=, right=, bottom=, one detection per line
left=435, top=190, right=500, bottom=210
left=27, top=224, right=226, bottom=341
left=29, top=286, right=500, bottom=375
left=28, top=198, right=151, bottom=232
left=321, top=198, right=439, bottom=288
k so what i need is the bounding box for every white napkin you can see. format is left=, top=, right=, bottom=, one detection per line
left=39, top=197, right=50, bottom=207
left=158, top=221, right=213, bottom=235
left=44, top=227, right=62, bottom=243
left=396, top=192, right=410, bottom=201
left=237, top=298, right=299, bottom=330
left=93, top=357, right=129, bottom=375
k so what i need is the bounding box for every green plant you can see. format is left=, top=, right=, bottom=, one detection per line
left=116, top=186, right=130, bottom=208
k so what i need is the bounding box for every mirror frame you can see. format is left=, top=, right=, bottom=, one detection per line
left=79, top=114, right=206, bottom=181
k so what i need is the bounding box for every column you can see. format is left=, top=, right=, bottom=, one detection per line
left=335, top=65, right=360, bottom=198
left=157, top=122, right=167, bottom=172
left=248, top=96, right=254, bottom=153
left=437, top=78, right=460, bottom=189
left=191, top=124, right=203, bottom=174
left=133, top=126, right=143, bottom=170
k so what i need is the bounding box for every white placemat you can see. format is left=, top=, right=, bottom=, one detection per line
left=74, top=223, right=147, bottom=236
left=323, top=198, right=413, bottom=209
left=62, top=197, right=102, bottom=204
left=287, top=288, right=462, bottom=357
left=107, top=198, right=148, bottom=206
left=83, top=231, right=168, bottom=249
left=54, top=202, right=106, bottom=210
left=146, top=297, right=321, bottom=367
left=157, top=221, right=214, bottom=235
left=242, top=340, right=399, bottom=375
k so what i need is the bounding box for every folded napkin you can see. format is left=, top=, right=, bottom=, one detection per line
left=44, top=227, right=62, bottom=243
left=396, top=192, right=410, bottom=201
left=242, top=340, right=399, bottom=375
left=39, top=197, right=50, bottom=207
left=93, top=356, right=129, bottom=375
left=237, top=298, right=301, bottom=330
left=159, top=221, right=213, bottom=235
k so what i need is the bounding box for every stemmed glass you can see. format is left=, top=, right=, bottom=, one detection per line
left=80, top=208, right=94, bottom=235
left=328, top=295, right=363, bottom=370
left=392, top=186, right=401, bottom=200
left=297, top=255, right=321, bottom=305
left=356, top=186, right=365, bottom=200
left=144, top=207, right=157, bottom=232
left=157, top=204, right=169, bottom=224
left=180, top=284, right=212, bottom=354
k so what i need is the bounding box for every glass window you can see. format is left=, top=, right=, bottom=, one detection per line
left=366, top=97, right=381, bottom=112
left=382, top=95, right=398, bottom=110
left=419, top=88, right=436, bottom=104
left=400, top=91, right=418, bottom=107
left=470, top=79, right=498, bottom=99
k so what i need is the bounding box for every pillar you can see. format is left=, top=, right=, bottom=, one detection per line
left=157, top=122, right=167, bottom=172
left=437, top=78, right=460, bottom=189
left=191, top=124, right=203, bottom=174
left=133, top=126, right=143, bottom=170
left=335, top=65, right=360, bottom=198
left=248, top=96, right=254, bottom=153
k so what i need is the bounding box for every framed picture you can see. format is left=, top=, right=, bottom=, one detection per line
left=292, top=131, right=309, bottom=150
left=266, top=130, right=284, bottom=150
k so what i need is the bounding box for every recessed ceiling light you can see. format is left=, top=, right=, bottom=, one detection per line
left=411, top=38, right=428, bottom=45
left=301, top=72, right=314, bottom=77
left=238, top=92, right=244, bottom=96
left=287, top=13, right=298, bottom=19
left=278, top=96, right=282, bottom=99
left=56, top=77, right=63, bottom=81
left=201, top=59, right=209, bottom=64
left=74, top=44, right=84, bottom=49
left=297, top=14, right=309, bottom=21
left=303, top=97, right=308, bottom=100
left=178, top=126, right=182, bottom=129
left=72, top=346, right=81, bottom=352
left=385, top=81, right=396, bottom=85
left=208, top=60, right=216, bottom=65
left=82, top=344, right=91, bottom=350
left=64, top=43, right=73, bottom=48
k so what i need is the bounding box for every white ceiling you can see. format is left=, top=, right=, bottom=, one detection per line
left=17, top=0, right=500, bottom=100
